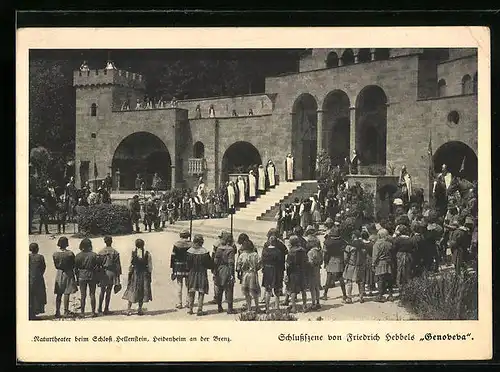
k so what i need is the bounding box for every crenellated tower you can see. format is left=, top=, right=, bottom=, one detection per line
left=73, top=61, right=146, bottom=188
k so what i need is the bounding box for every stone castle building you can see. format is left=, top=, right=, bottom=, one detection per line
left=73, top=48, right=478, bottom=196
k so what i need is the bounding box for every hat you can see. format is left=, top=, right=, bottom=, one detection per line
left=393, top=198, right=403, bottom=206
left=180, top=229, right=191, bottom=239
left=305, top=225, right=315, bottom=234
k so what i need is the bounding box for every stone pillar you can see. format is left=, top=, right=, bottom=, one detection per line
left=349, top=106, right=356, bottom=155
left=316, top=110, right=324, bottom=156
left=170, top=165, right=176, bottom=190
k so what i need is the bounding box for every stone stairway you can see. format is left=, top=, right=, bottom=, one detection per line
left=257, top=180, right=319, bottom=221
left=233, top=181, right=306, bottom=221
left=234, top=180, right=318, bottom=221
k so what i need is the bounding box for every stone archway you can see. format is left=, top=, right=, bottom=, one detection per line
left=112, top=131, right=172, bottom=190
left=355, top=85, right=388, bottom=174
left=433, top=141, right=477, bottom=182
left=322, top=90, right=350, bottom=167
left=292, top=93, right=318, bottom=180
left=221, top=141, right=262, bottom=183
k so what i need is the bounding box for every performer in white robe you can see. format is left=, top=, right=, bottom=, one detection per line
left=237, top=176, right=246, bottom=206
left=285, top=153, right=294, bottom=181
left=398, top=165, right=413, bottom=205
left=196, top=177, right=207, bottom=216
left=267, top=160, right=276, bottom=188
left=257, top=165, right=266, bottom=194
left=248, top=170, right=257, bottom=200
left=227, top=181, right=236, bottom=211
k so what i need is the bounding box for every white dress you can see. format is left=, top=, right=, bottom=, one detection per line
left=196, top=182, right=206, bottom=204
left=237, top=180, right=246, bottom=203
left=248, top=174, right=257, bottom=198
left=267, top=164, right=276, bottom=187
left=258, top=167, right=266, bottom=191
left=227, top=185, right=235, bottom=208
left=285, top=156, right=294, bottom=181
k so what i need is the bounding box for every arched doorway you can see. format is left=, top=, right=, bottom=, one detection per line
left=433, top=141, right=477, bottom=182
left=292, top=93, right=318, bottom=180
left=358, top=48, right=371, bottom=63
left=322, top=90, right=350, bottom=167
left=221, top=141, right=262, bottom=183
left=326, top=51, right=339, bottom=68
left=341, top=49, right=355, bottom=66
left=355, top=85, right=388, bottom=173
left=193, top=141, right=205, bottom=158
left=112, top=132, right=172, bottom=190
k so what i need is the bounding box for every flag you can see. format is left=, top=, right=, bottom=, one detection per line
left=93, top=158, right=98, bottom=179
left=459, top=156, right=466, bottom=174
left=427, top=130, right=434, bottom=203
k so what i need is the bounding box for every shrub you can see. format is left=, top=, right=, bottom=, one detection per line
left=76, top=203, right=133, bottom=236
left=399, top=270, right=478, bottom=320
left=238, top=310, right=298, bottom=321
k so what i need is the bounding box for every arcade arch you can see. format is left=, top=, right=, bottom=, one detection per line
left=292, top=93, right=318, bottom=180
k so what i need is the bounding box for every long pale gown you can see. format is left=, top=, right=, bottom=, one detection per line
left=285, top=156, right=294, bottom=181
left=258, top=167, right=266, bottom=191
left=248, top=173, right=257, bottom=198
left=227, top=184, right=235, bottom=209
left=237, top=179, right=246, bottom=204
left=267, top=164, right=276, bottom=187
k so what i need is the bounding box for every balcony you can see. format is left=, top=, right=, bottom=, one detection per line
left=188, top=158, right=205, bottom=175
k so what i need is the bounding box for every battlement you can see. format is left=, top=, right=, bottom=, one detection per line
left=73, top=69, right=146, bottom=90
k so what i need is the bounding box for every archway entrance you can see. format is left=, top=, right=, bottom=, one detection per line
left=292, top=93, right=318, bottom=180
left=356, top=85, right=388, bottom=173
left=221, top=141, right=262, bottom=183
left=112, top=132, right=172, bottom=190
left=433, top=141, right=477, bottom=182
left=323, top=90, right=350, bottom=167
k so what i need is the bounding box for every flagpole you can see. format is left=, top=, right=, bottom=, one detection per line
left=428, top=129, right=434, bottom=205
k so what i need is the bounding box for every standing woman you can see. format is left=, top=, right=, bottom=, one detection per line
left=310, top=195, right=322, bottom=231
left=52, top=236, right=78, bottom=318
left=236, top=237, right=262, bottom=313
left=123, top=239, right=153, bottom=315
left=257, top=165, right=266, bottom=195
left=186, top=234, right=214, bottom=316
left=261, top=235, right=284, bottom=312
left=248, top=170, right=257, bottom=201
left=267, top=160, right=276, bottom=189
left=75, top=238, right=100, bottom=317
left=29, top=243, right=47, bottom=320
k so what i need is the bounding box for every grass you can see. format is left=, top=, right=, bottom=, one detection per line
left=399, top=269, right=478, bottom=320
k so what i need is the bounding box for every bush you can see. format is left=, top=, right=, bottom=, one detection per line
left=399, top=270, right=478, bottom=320
left=238, top=310, right=298, bottom=321
left=76, top=204, right=133, bottom=236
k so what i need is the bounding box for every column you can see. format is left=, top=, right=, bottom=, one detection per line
left=316, top=110, right=324, bottom=156
left=349, top=106, right=356, bottom=156
left=170, top=165, right=176, bottom=190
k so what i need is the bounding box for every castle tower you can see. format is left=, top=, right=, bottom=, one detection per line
left=73, top=62, right=146, bottom=189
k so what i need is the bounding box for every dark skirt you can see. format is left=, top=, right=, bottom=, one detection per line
left=54, top=270, right=78, bottom=295
left=29, top=279, right=47, bottom=316
left=187, top=271, right=209, bottom=294
left=122, top=270, right=152, bottom=303
left=262, top=265, right=279, bottom=290
left=288, top=271, right=306, bottom=294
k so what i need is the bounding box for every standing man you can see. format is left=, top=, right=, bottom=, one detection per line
left=129, top=195, right=141, bottom=233
left=151, top=173, right=162, bottom=194
left=285, top=153, right=294, bottom=182
left=398, top=165, right=413, bottom=207
left=171, top=230, right=192, bottom=309
left=213, top=232, right=237, bottom=314
left=104, top=173, right=113, bottom=194
left=135, top=174, right=143, bottom=194
left=433, top=164, right=454, bottom=217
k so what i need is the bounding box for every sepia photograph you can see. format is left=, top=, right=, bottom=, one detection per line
left=17, top=27, right=491, bottom=362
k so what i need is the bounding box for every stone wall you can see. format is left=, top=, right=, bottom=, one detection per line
left=437, top=55, right=478, bottom=96
left=175, top=93, right=275, bottom=119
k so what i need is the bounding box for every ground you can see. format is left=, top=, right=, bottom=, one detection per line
left=28, top=222, right=415, bottom=322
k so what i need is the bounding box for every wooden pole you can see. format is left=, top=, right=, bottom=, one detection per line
left=230, top=209, right=234, bottom=238
left=189, top=206, right=193, bottom=242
